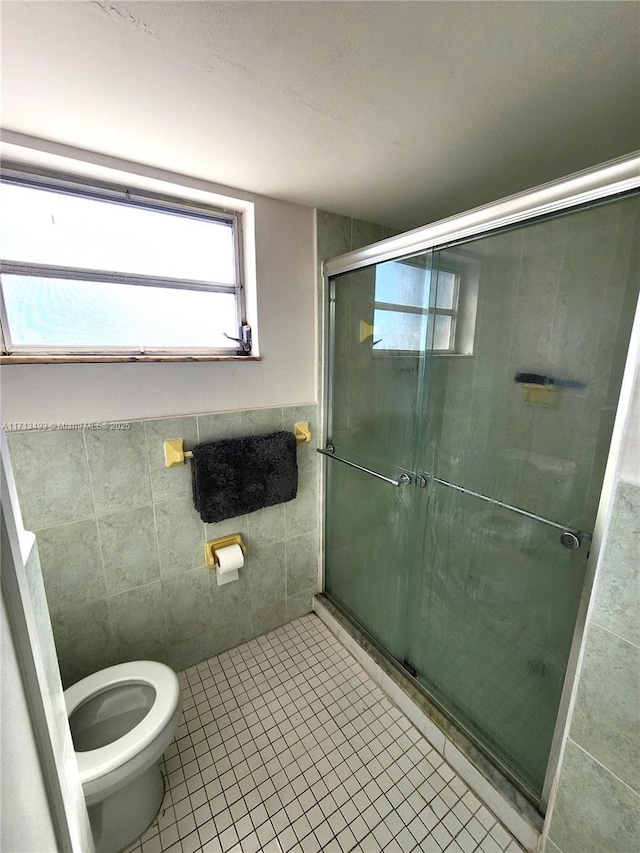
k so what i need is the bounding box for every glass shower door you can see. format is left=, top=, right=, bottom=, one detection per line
left=323, top=191, right=639, bottom=807
left=324, top=253, right=432, bottom=659
left=406, top=195, right=640, bottom=799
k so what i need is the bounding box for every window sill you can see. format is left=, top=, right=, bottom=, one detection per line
left=0, top=354, right=262, bottom=364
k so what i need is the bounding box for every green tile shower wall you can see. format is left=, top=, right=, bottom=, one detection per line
left=7, top=404, right=319, bottom=686
left=316, top=209, right=399, bottom=400
left=546, top=480, right=640, bottom=853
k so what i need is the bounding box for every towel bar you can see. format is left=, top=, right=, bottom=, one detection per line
left=163, top=421, right=312, bottom=467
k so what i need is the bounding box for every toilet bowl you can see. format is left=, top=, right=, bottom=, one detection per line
left=64, top=661, right=181, bottom=853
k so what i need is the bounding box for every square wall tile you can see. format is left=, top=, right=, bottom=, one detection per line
left=559, top=203, right=619, bottom=296
left=8, top=429, right=94, bottom=530
left=286, top=588, right=316, bottom=621
left=162, top=567, right=212, bottom=646
left=253, top=601, right=287, bottom=636
left=317, top=210, right=351, bottom=260
left=197, top=412, right=244, bottom=444
left=248, top=541, right=286, bottom=610
left=145, top=417, right=198, bottom=503
left=284, top=470, right=318, bottom=539
left=37, top=519, right=106, bottom=614
left=85, top=422, right=152, bottom=514
left=516, top=216, right=566, bottom=300
left=98, top=507, right=160, bottom=595
left=210, top=571, right=255, bottom=651
left=205, top=515, right=249, bottom=542
left=352, top=219, right=384, bottom=251
left=246, top=504, right=285, bottom=549
left=156, top=630, right=221, bottom=672
left=285, top=531, right=319, bottom=597
left=548, top=739, right=640, bottom=853
left=109, top=581, right=168, bottom=661
left=242, top=407, right=284, bottom=437
left=51, top=599, right=116, bottom=688
left=570, top=624, right=640, bottom=792
left=210, top=570, right=252, bottom=626
left=591, top=481, right=640, bottom=646
left=155, top=497, right=206, bottom=577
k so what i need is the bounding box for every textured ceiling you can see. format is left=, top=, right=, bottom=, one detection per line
left=2, top=1, right=639, bottom=229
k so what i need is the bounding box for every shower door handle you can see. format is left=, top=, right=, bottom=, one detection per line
left=317, top=447, right=412, bottom=487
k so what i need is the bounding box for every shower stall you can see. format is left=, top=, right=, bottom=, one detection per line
left=318, top=158, right=640, bottom=815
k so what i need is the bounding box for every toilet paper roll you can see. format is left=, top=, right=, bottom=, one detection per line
left=216, top=543, right=244, bottom=586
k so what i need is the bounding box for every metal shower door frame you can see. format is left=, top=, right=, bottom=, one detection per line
left=318, top=151, right=640, bottom=812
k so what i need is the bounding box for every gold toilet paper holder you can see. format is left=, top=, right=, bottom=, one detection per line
left=204, top=534, right=247, bottom=569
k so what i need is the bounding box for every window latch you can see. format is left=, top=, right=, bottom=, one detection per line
left=224, top=323, right=252, bottom=353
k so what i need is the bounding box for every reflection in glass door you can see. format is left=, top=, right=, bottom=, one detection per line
left=323, top=191, right=640, bottom=805
left=324, top=252, right=432, bottom=660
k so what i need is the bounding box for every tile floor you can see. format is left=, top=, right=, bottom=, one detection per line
left=125, top=614, right=525, bottom=853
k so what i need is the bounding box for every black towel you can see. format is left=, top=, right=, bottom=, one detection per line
left=191, top=431, right=298, bottom=523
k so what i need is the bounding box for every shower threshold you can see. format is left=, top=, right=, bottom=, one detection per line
left=313, top=593, right=543, bottom=850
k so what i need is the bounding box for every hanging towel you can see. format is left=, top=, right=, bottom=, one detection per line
left=191, top=430, right=298, bottom=523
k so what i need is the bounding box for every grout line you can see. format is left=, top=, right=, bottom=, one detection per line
left=589, top=618, right=640, bottom=651
left=568, top=738, right=640, bottom=797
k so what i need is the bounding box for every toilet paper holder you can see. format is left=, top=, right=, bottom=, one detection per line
left=204, top=533, right=247, bottom=569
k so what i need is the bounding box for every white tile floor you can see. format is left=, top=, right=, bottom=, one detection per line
left=125, top=615, right=525, bottom=853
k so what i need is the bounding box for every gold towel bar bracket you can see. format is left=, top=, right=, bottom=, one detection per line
left=294, top=421, right=312, bottom=445
left=163, top=421, right=312, bottom=467
left=163, top=439, right=194, bottom=468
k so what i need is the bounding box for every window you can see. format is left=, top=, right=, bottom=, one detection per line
left=427, top=268, right=459, bottom=352
left=372, top=255, right=468, bottom=354
left=0, top=166, right=251, bottom=360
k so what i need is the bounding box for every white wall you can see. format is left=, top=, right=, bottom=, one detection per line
left=0, top=141, right=317, bottom=424
left=0, top=591, right=58, bottom=853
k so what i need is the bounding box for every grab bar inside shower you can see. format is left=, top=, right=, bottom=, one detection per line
left=317, top=446, right=412, bottom=487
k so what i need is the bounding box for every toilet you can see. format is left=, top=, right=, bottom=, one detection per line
left=64, top=661, right=181, bottom=853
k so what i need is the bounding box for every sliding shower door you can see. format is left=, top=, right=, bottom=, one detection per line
left=405, top=197, right=640, bottom=799
left=324, top=254, right=432, bottom=659
left=323, top=190, right=640, bottom=807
